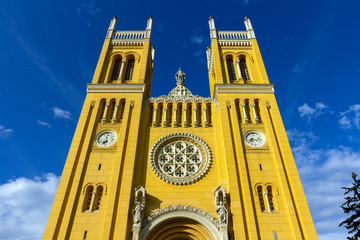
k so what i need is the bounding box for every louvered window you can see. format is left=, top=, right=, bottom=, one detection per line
left=124, top=59, right=135, bottom=80
left=111, top=59, right=122, bottom=80
left=240, top=59, right=250, bottom=81
left=226, top=59, right=236, bottom=82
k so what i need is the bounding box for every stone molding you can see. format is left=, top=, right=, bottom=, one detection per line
left=213, top=83, right=274, bottom=99
left=140, top=204, right=221, bottom=240
left=87, top=83, right=146, bottom=93
left=148, top=85, right=215, bottom=104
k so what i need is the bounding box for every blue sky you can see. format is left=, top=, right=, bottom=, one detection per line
left=1, top=0, right=360, bottom=239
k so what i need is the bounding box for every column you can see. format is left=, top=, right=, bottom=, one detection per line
left=112, top=103, right=119, bottom=123
left=241, top=104, right=249, bottom=123
left=235, top=60, right=242, bottom=79
left=119, top=59, right=126, bottom=79
left=264, top=191, right=271, bottom=212
left=153, top=108, right=158, bottom=127
left=102, top=103, right=109, bottom=123
left=173, top=108, right=177, bottom=127
left=203, top=108, right=208, bottom=127
left=193, top=108, right=198, bottom=127
left=163, top=108, right=168, bottom=127
left=251, top=104, right=259, bottom=123
left=184, top=108, right=187, bottom=127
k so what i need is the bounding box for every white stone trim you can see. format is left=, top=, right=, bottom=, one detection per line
left=213, top=84, right=274, bottom=100
left=149, top=133, right=212, bottom=185
left=140, top=204, right=221, bottom=240
left=87, top=83, right=146, bottom=93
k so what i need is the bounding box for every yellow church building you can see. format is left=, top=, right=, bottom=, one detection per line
left=43, top=16, right=318, bottom=239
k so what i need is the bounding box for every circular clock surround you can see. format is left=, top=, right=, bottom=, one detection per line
left=149, top=133, right=212, bottom=185
left=95, top=130, right=117, bottom=147
left=244, top=130, right=266, bottom=148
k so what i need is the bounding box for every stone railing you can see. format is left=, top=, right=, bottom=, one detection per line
left=111, top=30, right=148, bottom=46
left=216, top=31, right=252, bottom=46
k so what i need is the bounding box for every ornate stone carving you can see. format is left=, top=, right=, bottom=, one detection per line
left=149, top=133, right=212, bottom=185
left=147, top=204, right=220, bottom=227
left=132, top=186, right=146, bottom=240
left=215, top=186, right=229, bottom=240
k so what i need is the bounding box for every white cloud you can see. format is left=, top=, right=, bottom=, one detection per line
left=0, top=125, right=14, bottom=139
left=339, top=104, right=360, bottom=130
left=37, top=120, right=51, bottom=128
left=52, top=107, right=71, bottom=120
left=190, top=33, right=205, bottom=45
left=298, top=102, right=329, bottom=121
left=193, top=51, right=202, bottom=57
left=76, top=1, right=100, bottom=26
left=0, top=174, right=60, bottom=240
left=287, top=129, right=360, bottom=239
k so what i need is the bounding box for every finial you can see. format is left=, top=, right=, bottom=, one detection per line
left=175, top=68, right=185, bottom=86
left=146, top=16, right=153, bottom=30
left=208, top=16, right=216, bottom=38
left=106, top=16, right=117, bottom=39
left=244, top=16, right=256, bottom=39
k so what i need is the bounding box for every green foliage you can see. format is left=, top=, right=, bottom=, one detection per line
left=340, top=172, right=360, bottom=240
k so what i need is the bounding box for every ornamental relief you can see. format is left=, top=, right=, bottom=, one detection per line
left=149, top=133, right=212, bottom=185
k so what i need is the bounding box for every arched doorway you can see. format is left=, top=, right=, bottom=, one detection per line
left=139, top=209, right=221, bottom=240
left=145, top=218, right=214, bottom=240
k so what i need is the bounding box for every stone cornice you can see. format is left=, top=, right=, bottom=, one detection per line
left=86, top=83, right=146, bottom=93
left=213, top=84, right=274, bottom=100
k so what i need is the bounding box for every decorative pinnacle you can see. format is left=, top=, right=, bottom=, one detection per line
left=175, top=68, right=185, bottom=86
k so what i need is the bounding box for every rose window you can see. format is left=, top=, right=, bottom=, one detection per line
left=150, top=133, right=212, bottom=185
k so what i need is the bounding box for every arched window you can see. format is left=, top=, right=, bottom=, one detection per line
left=254, top=99, right=261, bottom=123
left=167, top=103, right=173, bottom=127
left=178, top=103, right=183, bottom=127
left=108, top=99, right=116, bottom=123
left=266, top=186, right=275, bottom=212
left=124, top=59, right=135, bottom=80
left=92, top=186, right=103, bottom=211
left=83, top=185, right=94, bottom=212
left=98, top=99, right=107, bottom=123
left=206, top=103, right=212, bottom=126
left=149, top=103, right=154, bottom=126
left=187, top=103, right=192, bottom=127
left=257, top=186, right=266, bottom=212
left=239, top=56, right=250, bottom=81
left=157, top=103, right=164, bottom=127
left=226, top=57, right=236, bottom=82
left=244, top=99, right=251, bottom=123
left=196, top=103, right=202, bottom=127
left=111, top=58, right=122, bottom=80
left=235, top=99, right=242, bottom=122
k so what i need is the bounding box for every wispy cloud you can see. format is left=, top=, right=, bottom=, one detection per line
left=0, top=125, right=14, bottom=139
left=190, top=34, right=205, bottom=44
left=292, top=62, right=306, bottom=74
left=0, top=174, right=59, bottom=240
left=76, top=1, right=101, bottom=26
left=287, top=129, right=358, bottom=239
left=15, top=36, right=69, bottom=92
left=52, top=107, right=71, bottom=121
left=193, top=51, right=202, bottom=57
left=298, top=102, right=329, bottom=121
left=339, top=104, right=360, bottom=130
left=37, top=120, right=51, bottom=128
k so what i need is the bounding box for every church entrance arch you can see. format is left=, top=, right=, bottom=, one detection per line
left=139, top=210, right=221, bottom=240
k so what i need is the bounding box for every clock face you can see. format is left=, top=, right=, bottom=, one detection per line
left=95, top=130, right=117, bottom=147
left=244, top=130, right=265, bottom=148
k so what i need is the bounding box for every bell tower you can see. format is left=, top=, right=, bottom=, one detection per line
left=43, top=16, right=317, bottom=240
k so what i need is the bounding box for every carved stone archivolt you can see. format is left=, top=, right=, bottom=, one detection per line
left=149, top=133, right=212, bottom=185
left=147, top=204, right=219, bottom=226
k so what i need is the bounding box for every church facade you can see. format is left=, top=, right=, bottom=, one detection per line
left=43, top=16, right=318, bottom=239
